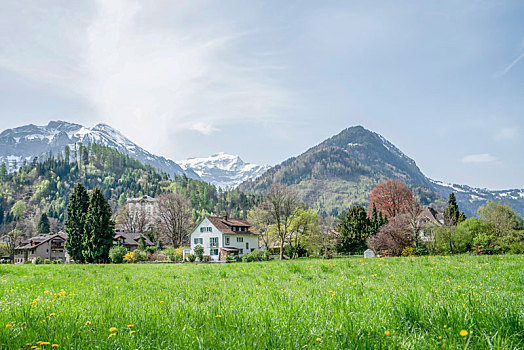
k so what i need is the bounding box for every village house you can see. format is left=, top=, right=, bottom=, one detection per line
left=417, top=206, right=445, bottom=241
left=14, top=232, right=68, bottom=264
left=114, top=232, right=154, bottom=251
left=125, top=195, right=159, bottom=230
left=188, top=216, right=260, bottom=261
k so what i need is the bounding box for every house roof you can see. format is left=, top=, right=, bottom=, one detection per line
left=114, top=232, right=154, bottom=247
left=15, top=232, right=66, bottom=250
left=126, top=195, right=157, bottom=204
left=418, top=207, right=444, bottom=226
left=205, top=216, right=259, bottom=235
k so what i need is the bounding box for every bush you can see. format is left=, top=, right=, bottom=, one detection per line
left=187, top=254, right=196, bottom=262
left=123, top=251, right=137, bottom=263
left=44, top=259, right=51, bottom=264
left=242, top=250, right=270, bottom=263
left=34, top=256, right=42, bottom=265
left=194, top=245, right=204, bottom=261
left=109, top=245, right=127, bottom=264
left=24, top=260, right=32, bottom=264
left=225, top=255, right=236, bottom=263
left=145, top=246, right=156, bottom=254
left=401, top=246, right=415, bottom=256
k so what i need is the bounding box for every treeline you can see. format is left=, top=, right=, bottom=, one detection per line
left=0, top=143, right=261, bottom=241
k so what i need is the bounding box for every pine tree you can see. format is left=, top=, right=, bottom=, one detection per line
left=37, top=213, right=50, bottom=234
left=65, top=183, right=89, bottom=263
left=444, top=193, right=466, bottom=226
left=83, top=187, right=115, bottom=263
left=336, top=205, right=371, bottom=254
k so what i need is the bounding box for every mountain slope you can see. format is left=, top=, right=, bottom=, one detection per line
left=177, top=153, right=270, bottom=189
left=240, top=126, right=524, bottom=217
left=0, top=121, right=199, bottom=179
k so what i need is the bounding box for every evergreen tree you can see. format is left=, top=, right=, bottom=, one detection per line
left=0, top=205, right=4, bottom=226
left=336, top=205, right=371, bottom=254
left=0, top=163, right=6, bottom=179
left=65, top=183, right=90, bottom=263
left=83, top=187, right=115, bottom=263
left=37, top=213, right=50, bottom=233
left=444, top=193, right=466, bottom=226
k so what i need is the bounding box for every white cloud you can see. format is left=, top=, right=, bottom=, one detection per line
left=461, top=153, right=498, bottom=163
left=187, top=122, right=220, bottom=135
left=493, top=127, right=517, bottom=141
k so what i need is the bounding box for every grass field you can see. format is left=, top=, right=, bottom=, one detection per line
left=0, top=256, right=523, bottom=349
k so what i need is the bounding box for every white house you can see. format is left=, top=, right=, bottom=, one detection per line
left=189, top=216, right=260, bottom=261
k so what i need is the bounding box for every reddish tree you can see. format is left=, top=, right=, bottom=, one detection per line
left=367, top=215, right=413, bottom=256
left=368, top=179, right=415, bottom=219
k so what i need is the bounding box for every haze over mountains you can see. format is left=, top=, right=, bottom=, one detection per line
left=0, top=121, right=522, bottom=217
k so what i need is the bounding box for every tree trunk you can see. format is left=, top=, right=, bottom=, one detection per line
left=279, top=237, right=284, bottom=260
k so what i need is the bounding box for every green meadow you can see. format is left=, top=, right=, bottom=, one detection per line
left=1, top=256, right=523, bottom=349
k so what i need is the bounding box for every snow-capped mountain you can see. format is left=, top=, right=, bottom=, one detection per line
left=177, top=153, right=270, bottom=189
left=0, top=121, right=199, bottom=179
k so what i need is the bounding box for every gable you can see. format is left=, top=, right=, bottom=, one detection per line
left=191, top=218, right=222, bottom=237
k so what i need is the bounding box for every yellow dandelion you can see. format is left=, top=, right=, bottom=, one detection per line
left=127, top=324, right=134, bottom=328
left=52, top=345, right=59, bottom=348
left=443, top=325, right=447, bottom=328
left=85, top=321, right=91, bottom=326
left=129, top=330, right=136, bottom=334
left=5, top=324, right=12, bottom=328
left=26, top=343, right=32, bottom=346
left=438, top=336, right=442, bottom=340
left=108, top=333, right=116, bottom=338
left=109, top=327, right=117, bottom=332
left=50, top=313, right=56, bottom=316
left=215, top=315, right=222, bottom=318
left=384, top=331, right=391, bottom=336
left=40, top=342, right=50, bottom=345
left=316, top=337, right=322, bottom=342
left=459, top=330, right=468, bottom=337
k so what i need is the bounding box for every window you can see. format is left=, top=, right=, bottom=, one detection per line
left=210, top=237, right=218, bottom=247
left=224, top=236, right=230, bottom=245
left=239, top=249, right=243, bottom=254
left=194, top=238, right=203, bottom=245
left=210, top=248, right=219, bottom=256
left=246, top=242, right=249, bottom=250
left=237, top=237, right=243, bottom=243
left=200, top=227, right=212, bottom=233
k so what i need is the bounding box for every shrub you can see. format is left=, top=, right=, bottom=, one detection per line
left=43, top=259, right=51, bottom=264
left=123, top=252, right=137, bottom=263
left=194, top=245, right=204, bottom=261
left=225, top=255, right=236, bottom=263
left=52, top=260, right=58, bottom=264
left=145, top=246, right=156, bottom=254
left=242, top=250, right=270, bottom=262
left=401, top=246, right=415, bottom=256
left=187, top=254, right=196, bottom=262
left=367, top=216, right=413, bottom=256
left=24, top=260, right=32, bottom=264
left=34, top=257, right=42, bottom=265
left=109, top=245, right=127, bottom=264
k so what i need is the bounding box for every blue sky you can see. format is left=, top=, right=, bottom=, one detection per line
left=0, top=0, right=522, bottom=189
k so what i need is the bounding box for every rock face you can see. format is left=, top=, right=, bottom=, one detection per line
left=239, top=125, right=524, bottom=217
left=0, top=121, right=269, bottom=188
left=0, top=121, right=195, bottom=179
left=176, top=152, right=270, bottom=189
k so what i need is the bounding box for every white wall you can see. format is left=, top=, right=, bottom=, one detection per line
left=189, top=218, right=260, bottom=261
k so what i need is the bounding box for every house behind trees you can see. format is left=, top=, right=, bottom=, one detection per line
left=14, top=232, right=68, bottom=263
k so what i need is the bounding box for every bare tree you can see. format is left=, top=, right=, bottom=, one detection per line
left=157, top=193, right=193, bottom=248
left=405, top=197, right=423, bottom=249
left=117, top=205, right=149, bottom=233
left=367, top=215, right=413, bottom=256
left=265, top=184, right=300, bottom=260
left=247, top=202, right=274, bottom=251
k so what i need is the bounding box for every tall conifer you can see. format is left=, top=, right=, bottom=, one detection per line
left=83, top=187, right=115, bottom=263
left=37, top=213, right=50, bottom=233
left=65, top=183, right=89, bottom=263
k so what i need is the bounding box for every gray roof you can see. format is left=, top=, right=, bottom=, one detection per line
left=114, top=232, right=154, bottom=247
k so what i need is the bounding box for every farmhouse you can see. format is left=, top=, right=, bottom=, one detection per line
left=14, top=232, right=68, bottom=264
left=189, top=216, right=260, bottom=261
left=114, top=232, right=154, bottom=251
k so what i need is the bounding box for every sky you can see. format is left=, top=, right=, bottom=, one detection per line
left=0, top=0, right=522, bottom=190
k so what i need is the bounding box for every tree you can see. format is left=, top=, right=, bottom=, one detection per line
left=336, top=206, right=371, bottom=254
left=10, top=201, right=27, bottom=221
left=65, top=183, right=90, bottom=263
left=444, top=193, right=465, bottom=226
left=247, top=203, right=273, bottom=251
left=157, top=193, right=193, bottom=248
left=37, top=213, right=50, bottom=234
left=368, top=179, right=415, bottom=219
left=83, top=187, right=115, bottom=263
left=2, top=229, right=21, bottom=261
left=404, top=197, right=423, bottom=249
left=116, top=205, right=149, bottom=233
left=478, top=200, right=522, bottom=237
left=265, top=184, right=300, bottom=260
left=0, top=163, right=6, bottom=180
left=367, top=215, right=413, bottom=256
left=287, top=207, right=319, bottom=258
left=307, top=215, right=338, bottom=257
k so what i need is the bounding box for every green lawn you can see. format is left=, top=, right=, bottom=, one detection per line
left=1, top=256, right=523, bottom=349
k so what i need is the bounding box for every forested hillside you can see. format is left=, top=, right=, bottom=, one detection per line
left=0, top=143, right=261, bottom=236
